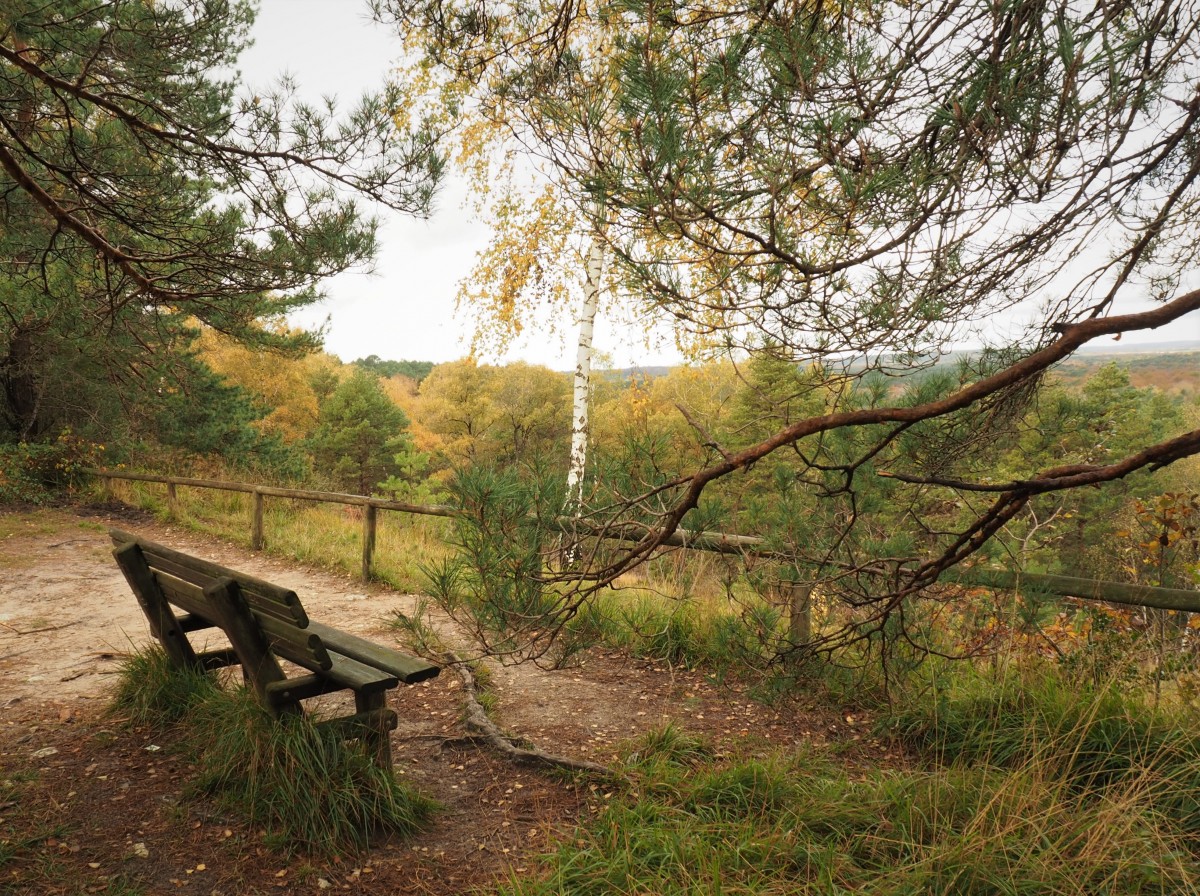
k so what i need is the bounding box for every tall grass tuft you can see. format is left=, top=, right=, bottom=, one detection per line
left=108, top=647, right=435, bottom=855
left=501, top=719, right=1200, bottom=896
left=187, top=690, right=436, bottom=855
left=884, top=663, right=1200, bottom=834
left=108, top=645, right=220, bottom=726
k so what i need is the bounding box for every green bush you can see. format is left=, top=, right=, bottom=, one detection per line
left=0, top=429, right=104, bottom=503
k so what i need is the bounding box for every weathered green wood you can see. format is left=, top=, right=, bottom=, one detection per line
left=362, top=504, right=377, bottom=582
left=263, top=653, right=396, bottom=705
left=353, top=689, right=393, bottom=766
left=152, top=566, right=305, bottom=626
left=321, top=650, right=398, bottom=693
left=110, top=529, right=307, bottom=625
left=306, top=620, right=439, bottom=683
left=94, top=469, right=458, bottom=518
left=264, top=672, right=345, bottom=706
left=203, top=577, right=291, bottom=712
left=174, top=612, right=216, bottom=634
left=151, top=571, right=330, bottom=668
left=109, top=529, right=436, bottom=768
left=112, top=541, right=200, bottom=670
left=252, top=491, right=265, bottom=551
left=953, top=570, right=1200, bottom=613
left=196, top=647, right=242, bottom=671
left=318, top=706, right=398, bottom=767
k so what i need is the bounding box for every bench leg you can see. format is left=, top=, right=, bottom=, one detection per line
left=355, top=690, right=394, bottom=768
left=204, top=577, right=289, bottom=709
left=113, top=542, right=200, bottom=671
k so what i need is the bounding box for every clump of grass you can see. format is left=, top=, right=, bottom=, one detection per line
left=107, top=646, right=435, bottom=855
left=625, top=723, right=710, bottom=769
left=187, top=688, right=436, bottom=856
left=108, top=645, right=219, bottom=726
left=883, top=663, right=1200, bottom=834
left=506, top=723, right=1200, bottom=896
left=560, top=591, right=786, bottom=679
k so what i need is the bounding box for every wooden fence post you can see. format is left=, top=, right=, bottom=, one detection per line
left=362, top=504, right=377, bottom=581
left=251, top=490, right=265, bottom=551
left=787, top=582, right=812, bottom=647
left=166, top=481, right=178, bottom=517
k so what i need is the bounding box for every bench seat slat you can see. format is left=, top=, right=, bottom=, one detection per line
left=306, top=621, right=439, bottom=684
left=264, top=652, right=397, bottom=705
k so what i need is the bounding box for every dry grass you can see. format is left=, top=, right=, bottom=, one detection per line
left=101, top=478, right=452, bottom=592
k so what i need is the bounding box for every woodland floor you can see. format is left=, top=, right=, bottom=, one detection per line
left=0, top=503, right=875, bottom=895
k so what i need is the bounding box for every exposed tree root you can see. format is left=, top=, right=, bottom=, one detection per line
left=444, top=652, right=618, bottom=778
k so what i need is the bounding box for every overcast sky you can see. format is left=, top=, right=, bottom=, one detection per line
left=238, top=1, right=1197, bottom=367
left=237, top=1, right=496, bottom=366
left=238, top=0, right=680, bottom=370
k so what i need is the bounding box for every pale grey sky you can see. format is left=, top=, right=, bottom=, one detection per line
left=238, top=0, right=493, bottom=366
left=238, top=0, right=678, bottom=370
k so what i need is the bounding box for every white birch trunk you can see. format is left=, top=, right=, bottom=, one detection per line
left=564, top=206, right=607, bottom=538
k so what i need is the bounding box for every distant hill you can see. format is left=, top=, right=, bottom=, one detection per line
left=1076, top=339, right=1200, bottom=354
left=1054, top=347, right=1200, bottom=395
left=352, top=355, right=435, bottom=382
left=598, top=340, right=1200, bottom=397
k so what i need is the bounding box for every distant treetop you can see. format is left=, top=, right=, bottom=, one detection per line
left=352, top=356, right=436, bottom=382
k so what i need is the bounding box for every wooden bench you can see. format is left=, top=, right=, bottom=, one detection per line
left=109, top=529, right=439, bottom=767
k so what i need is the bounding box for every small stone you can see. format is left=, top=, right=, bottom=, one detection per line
left=131, top=842, right=150, bottom=859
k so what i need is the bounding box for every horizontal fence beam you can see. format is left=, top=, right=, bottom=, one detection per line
left=92, top=469, right=1199, bottom=612
left=952, top=569, right=1200, bottom=614
left=92, top=469, right=457, bottom=517
left=92, top=468, right=456, bottom=582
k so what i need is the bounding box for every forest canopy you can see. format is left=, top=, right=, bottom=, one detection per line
left=0, top=0, right=1197, bottom=659
left=0, top=0, right=441, bottom=447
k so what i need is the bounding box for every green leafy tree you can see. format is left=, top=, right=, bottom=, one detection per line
left=0, top=0, right=441, bottom=446
left=416, top=360, right=569, bottom=471
left=992, top=365, right=1188, bottom=579
left=309, top=371, right=411, bottom=495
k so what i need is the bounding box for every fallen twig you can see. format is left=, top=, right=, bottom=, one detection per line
left=1, top=620, right=79, bottom=635
left=443, top=652, right=618, bottom=778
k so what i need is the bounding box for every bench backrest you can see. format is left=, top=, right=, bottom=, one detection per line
left=110, top=528, right=331, bottom=672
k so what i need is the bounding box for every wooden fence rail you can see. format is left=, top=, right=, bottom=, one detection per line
left=94, top=469, right=455, bottom=581
left=91, top=470, right=1200, bottom=615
